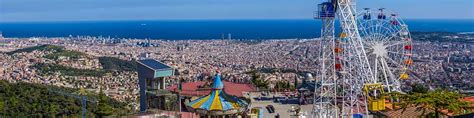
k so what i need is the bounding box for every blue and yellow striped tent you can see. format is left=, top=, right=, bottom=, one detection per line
left=186, top=73, right=249, bottom=115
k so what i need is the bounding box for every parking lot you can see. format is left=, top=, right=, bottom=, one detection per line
left=247, top=92, right=312, bottom=118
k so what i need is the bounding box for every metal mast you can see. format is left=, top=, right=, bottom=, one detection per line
left=313, top=1, right=338, bottom=118
left=48, top=88, right=97, bottom=118
left=337, top=0, right=374, bottom=116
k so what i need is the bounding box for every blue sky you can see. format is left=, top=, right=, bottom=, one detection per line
left=1, top=0, right=473, bottom=22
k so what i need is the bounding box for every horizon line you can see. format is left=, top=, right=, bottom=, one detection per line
left=2, top=18, right=474, bottom=23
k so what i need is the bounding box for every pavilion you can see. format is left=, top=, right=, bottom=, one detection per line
left=185, top=72, right=250, bottom=118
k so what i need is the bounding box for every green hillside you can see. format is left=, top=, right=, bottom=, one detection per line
left=99, top=57, right=138, bottom=71
left=0, top=80, right=131, bottom=117
left=44, top=50, right=87, bottom=60
left=6, top=45, right=64, bottom=55
left=33, top=63, right=108, bottom=77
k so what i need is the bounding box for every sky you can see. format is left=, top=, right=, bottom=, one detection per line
left=1, top=0, right=473, bottom=22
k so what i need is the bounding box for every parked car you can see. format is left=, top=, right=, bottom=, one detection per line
left=266, top=105, right=275, bottom=113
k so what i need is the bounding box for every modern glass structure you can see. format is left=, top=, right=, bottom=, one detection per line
left=137, top=59, right=174, bottom=112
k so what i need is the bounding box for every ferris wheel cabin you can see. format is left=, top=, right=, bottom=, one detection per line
left=378, top=8, right=387, bottom=19
left=363, top=8, right=371, bottom=20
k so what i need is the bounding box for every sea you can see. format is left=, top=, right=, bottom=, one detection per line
left=0, top=19, right=473, bottom=40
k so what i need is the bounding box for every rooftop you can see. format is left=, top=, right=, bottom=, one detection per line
left=137, top=59, right=172, bottom=70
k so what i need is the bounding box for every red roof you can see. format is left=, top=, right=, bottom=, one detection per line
left=168, top=81, right=256, bottom=97
left=464, top=96, right=474, bottom=103
left=463, top=96, right=474, bottom=109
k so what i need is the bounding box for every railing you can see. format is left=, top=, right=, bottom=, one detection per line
left=314, top=11, right=336, bottom=19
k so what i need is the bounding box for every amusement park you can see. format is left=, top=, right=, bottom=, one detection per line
left=131, top=0, right=474, bottom=118
left=313, top=0, right=413, bottom=117
left=1, top=0, right=474, bottom=118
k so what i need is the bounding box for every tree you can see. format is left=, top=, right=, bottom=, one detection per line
left=95, top=89, right=114, bottom=117
left=76, top=87, right=88, bottom=96
left=392, top=89, right=470, bottom=117
left=294, top=77, right=298, bottom=89
left=250, top=70, right=269, bottom=89
left=48, top=104, right=59, bottom=116
left=410, top=83, right=428, bottom=94
left=250, top=70, right=260, bottom=84
left=275, top=81, right=286, bottom=92
left=0, top=80, right=128, bottom=117
left=275, top=80, right=295, bottom=92
left=286, top=81, right=291, bottom=91
left=0, top=100, right=4, bottom=113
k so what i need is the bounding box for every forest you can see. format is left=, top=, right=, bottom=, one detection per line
left=0, top=80, right=131, bottom=117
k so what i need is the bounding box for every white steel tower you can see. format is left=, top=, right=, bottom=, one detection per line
left=313, top=0, right=375, bottom=117
left=337, top=0, right=374, bottom=116
left=313, top=1, right=338, bottom=118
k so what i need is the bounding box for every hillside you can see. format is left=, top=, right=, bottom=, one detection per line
left=44, top=50, right=87, bottom=60
left=0, top=80, right=131, bottom=117
left=99, top=57, right=138, bottom=71
left=33, top=63, right=108, bottom=77
left=6, top=45, right=63, bottom=55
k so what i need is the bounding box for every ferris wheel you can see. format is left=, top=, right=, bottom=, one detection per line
left=356, top=8, right=413, bottom=92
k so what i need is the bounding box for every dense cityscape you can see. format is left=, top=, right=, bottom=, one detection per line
left=1, top=32, right=473, bottom=112
left=2, top=0, right=474, bottom=117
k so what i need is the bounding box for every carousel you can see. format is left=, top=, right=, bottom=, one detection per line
left=185, top=71, right=250, bottom=117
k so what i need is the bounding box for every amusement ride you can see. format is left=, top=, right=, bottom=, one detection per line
left=357, top=8, right=413, bottom=93
left=312, top=0, right=413, bottom=117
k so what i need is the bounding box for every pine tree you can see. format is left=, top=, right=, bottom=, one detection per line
left=95, top=89, right=114, bottom=117
left=392, top=89, right=470, bottom=117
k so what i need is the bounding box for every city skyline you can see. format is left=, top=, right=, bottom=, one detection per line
left=1, top=0, right=474, bottom=22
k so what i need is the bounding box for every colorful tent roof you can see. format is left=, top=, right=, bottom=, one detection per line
left=212, top=73, right=224, bottom=89
left=186, top=73, right=249, bottom=115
